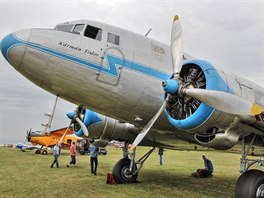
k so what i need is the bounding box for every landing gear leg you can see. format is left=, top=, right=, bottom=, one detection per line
left=112, top=143, right=155, bottom=184
left=235, top=135, right=264, bottom=198
left=122, top=141, right=129, bottom=158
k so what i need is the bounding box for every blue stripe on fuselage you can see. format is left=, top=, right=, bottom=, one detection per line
left=1, top=33, right=27, bottom=61
left=4, top=33, right=171, bottom=81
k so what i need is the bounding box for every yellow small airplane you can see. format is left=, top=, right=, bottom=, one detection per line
left=27, top=127, right=81, bottom=154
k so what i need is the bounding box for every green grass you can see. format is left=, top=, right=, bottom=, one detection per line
left=0, top=146, right=251, bottom=198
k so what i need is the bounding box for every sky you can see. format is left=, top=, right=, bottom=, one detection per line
left=0, top=0, right=263, bottom=144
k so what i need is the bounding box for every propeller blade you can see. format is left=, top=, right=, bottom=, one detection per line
left=26, top=129, right=31, bottom=141
left=130, top=100, right=167, bottom=150
left=75, top=117, right=89, bottom=137
left=130, top=16, right=184, bottom=150
left=58, top=123, right=72, bottom=145
left=171, top=15, right=183, bottom=77
left=183, top=88, right=263, bottom=116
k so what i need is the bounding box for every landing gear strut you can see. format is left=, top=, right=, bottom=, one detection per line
left=235, top=136, right=264, bottom=198
left=112, top=141, right=155, bottom=184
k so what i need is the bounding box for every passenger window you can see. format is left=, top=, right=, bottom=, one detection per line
left=107, top=33, right=120, bottom=45
left=73, top=24, right=85, bottom=34
left=55, top=24, right=74, bottom=32
left=84, top=25, right=102, bottom=41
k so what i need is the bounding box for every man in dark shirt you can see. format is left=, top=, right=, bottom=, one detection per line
left=158, top=148, right=164, bottom=165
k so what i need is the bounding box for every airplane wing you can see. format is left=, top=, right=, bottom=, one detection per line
left=50, top=127, right=74, bottom=136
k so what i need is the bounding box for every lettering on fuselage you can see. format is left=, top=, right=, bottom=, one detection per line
left=84, top=49, right=99, bottom=56
left=58, top=41, right=100, bottom=57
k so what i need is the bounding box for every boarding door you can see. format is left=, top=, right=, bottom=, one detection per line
left=96, top=31, right=125, bottom=86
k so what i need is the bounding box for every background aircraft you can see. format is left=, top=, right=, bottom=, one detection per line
left=1, top=16, right=263, bottom=198
left=27, top=127, right=80, bottom=154
left=14, top=143, right=39, bottom=152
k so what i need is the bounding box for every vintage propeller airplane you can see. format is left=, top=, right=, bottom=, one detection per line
left=26, top=127, right=80, bottom=154
left=1, top=16, right=264, bottom=197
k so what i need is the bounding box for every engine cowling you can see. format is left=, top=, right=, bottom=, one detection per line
left=67, top=109, right=102, bottom=137
left=164, top=60, right=234, bottom=131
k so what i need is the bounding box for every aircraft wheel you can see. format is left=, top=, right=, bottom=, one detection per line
left=235, top=169, right=264, bottom=198
left=112, top=158, right=138, bottom=184
left=42, top=150, right=48, bottom=155
left=35, top=150, right=41, bottom=154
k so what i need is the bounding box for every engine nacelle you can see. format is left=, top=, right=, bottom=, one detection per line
left=67, top=109, right=138, bottom=147
left=194, top=117, right=262, bottom=150
left=163, top=59, right=264, bottom=149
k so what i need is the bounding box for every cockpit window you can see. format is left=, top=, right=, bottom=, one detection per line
left=107, top=33, right=120, bottom=45
left=84, top=25, right=102, bottom=41
left=73, top=24, right=85, bottom=34
left=55, top=24, right=74, bottom=32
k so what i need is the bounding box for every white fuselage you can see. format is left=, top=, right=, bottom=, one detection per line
left=1, top=20, right=264, bottom=148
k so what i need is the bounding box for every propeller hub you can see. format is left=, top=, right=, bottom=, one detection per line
left=67, top=112, right=75, bottom=119
left=162, top=79, right=179, bottom=95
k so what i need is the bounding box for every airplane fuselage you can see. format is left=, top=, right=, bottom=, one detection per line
left=1, top=20, right=264, bottom=148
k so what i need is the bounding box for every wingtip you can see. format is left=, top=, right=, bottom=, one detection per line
left=251, top=103, right=263, bottom=116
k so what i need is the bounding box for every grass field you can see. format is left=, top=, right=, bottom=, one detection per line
left=0, top=146, right=256, bottom=198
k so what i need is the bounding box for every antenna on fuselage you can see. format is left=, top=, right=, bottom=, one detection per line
left=145, top=28, right=152, bottom=37
left=41, top=96, right=58, bottom=134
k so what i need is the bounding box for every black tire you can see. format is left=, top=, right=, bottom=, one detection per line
left=112, top=158, right=138, bottom=184
left=42, top=150, right=48, bottom=155
left=35, top=150, right=41, bottom=154
left=235, top=169, right=264, bottom=198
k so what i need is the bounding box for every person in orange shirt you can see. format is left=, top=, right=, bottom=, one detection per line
left=67, top=142, right=77, bottom=167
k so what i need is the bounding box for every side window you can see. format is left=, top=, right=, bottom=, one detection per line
left=84, top=25, right=102, bottom=41
left=73, top=24, right=85, bottom=34
left=107, top=33, right=120, bottom=45
left=55, top=24, right=74, bottom=32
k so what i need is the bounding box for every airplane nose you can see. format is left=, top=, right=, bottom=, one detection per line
left=0, top=29, right=31, bottom=70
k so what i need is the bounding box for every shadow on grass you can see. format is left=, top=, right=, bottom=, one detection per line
left=134, top=169, right=237, bottom=197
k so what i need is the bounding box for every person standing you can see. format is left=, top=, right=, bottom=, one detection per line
left=51, top=143, right=61, bottom=168
left=158, top=148, right=164, bottom=165
left=89, top=140, right=98, bottom=175
left=67, top=142, right=77, bottom=167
